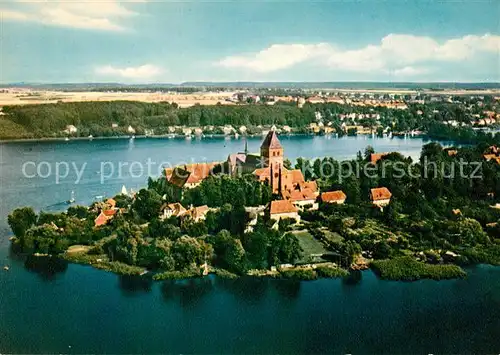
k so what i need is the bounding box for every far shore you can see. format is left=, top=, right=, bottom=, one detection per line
left=0, top=131, right=426, bottom=144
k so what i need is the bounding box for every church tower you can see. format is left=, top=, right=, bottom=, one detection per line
left=260, top=129, right=284, bottom=170
left=260, top=129, right=284, bottom=193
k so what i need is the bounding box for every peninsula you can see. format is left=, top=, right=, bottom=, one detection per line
left=8, top=131, right=500, bottom=281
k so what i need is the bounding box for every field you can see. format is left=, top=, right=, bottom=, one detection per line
left=0, top=89, right=237, bottom=108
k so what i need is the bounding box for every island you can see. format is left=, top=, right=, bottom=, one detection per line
left=7, top=131, right=500, bottom=281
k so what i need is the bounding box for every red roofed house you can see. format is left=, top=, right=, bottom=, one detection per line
left=283, top=187, right=318, bottom=210
left=321, top=190, right=347, bottom=204
left=268, top=200, right=300, bottom=223
left=165, top=162, right=218, bottom=189
left=106, top=198, right=117, bottom=208
left=370, top=153, right=389, bottom=164
left=160, top=202, right=187, bottom=219
left=94, top=208, right=117, bottom=227
left=370, top=187, right=392, bottom=207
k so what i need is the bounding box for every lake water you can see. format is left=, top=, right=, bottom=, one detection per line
left=1, top=135, right=498, bottom=354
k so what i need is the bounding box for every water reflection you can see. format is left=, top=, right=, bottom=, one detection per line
left=215, top=276, right=270, bottom=304
left=23, top=255, right=68, bottom=281
left=270, top=279, right=302, bottom=300
left=342, top=270, right=363, bottom=286
left=160, top=277, right=214, bottom=307
left=118, top=275, right=153, bottom=295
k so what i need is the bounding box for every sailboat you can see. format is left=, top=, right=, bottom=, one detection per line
left=66, top=191, right=75, bottom=204
left=121, top=185, right=128, bottom=196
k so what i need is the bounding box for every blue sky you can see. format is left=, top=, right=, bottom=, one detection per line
left=1, top=0, right=499, bottom=83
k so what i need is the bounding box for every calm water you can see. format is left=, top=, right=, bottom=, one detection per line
left=0, top=135, right=498, bottom=354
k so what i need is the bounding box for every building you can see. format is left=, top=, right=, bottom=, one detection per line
left=268, top=200, right=300, bottom=222
left=184, top=205, right=210, bottom=222
left=253, top=130, right=317, bottom=196
left=94, top=209, right=117, bottom=227
left=370, top=187, right=392, bottom=207
left=160, top=202, right=187, bottom=219
left=64, top=125, right=78, bottom=134
left=283, top=187, right=318, bottom=210
left=370, top=153, right=389, bottom=164
left=165, top=163, right=219, bottom=189
left=321, top=190, right=347, bottom=204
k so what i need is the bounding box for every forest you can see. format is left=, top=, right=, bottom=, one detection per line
left=1, top=99, right=498, bottom=141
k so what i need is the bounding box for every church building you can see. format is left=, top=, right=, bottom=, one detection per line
left=227, top=129, right=319, bottom=201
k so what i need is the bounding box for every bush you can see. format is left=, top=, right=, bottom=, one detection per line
left=280, top=268, right=317, bottom=280
left=315, top=266, right=349, bottom=278
left=152, top=270, right=199, bottom=280
left=371, top=256, right=467, bottom=281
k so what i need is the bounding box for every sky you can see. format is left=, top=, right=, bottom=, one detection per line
left=1, top=0, right=499, bottom=83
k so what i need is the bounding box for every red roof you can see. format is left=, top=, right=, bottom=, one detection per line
left=94, top=209, right=117, bottom=227
left=290, top=169, right=305, bottom=185
left=270, top=200, right=298, bottom=214
left=287, top=188, right=316, bottom=202
left=370, top=187, right=392, bottom=201
left=103, top=209, right=117, bottom=217
left=370, top=153, right=389, bottom=164
left=166, top=163, right=218, bottom=187
left=106, top=198, right=116, bottom=208
left=321, top=190, right=346, bottom=203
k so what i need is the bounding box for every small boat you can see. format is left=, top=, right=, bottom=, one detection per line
left=88, top=135, right=93, bottom=140
left=121, top=185, right=128, bottom=196
left=64, top=137, right=70, bottom=141
left=3, top=266, right=9, bottom=271
left=95, top=195, right=104, bottom=200
left=66, top=191, right=75, bottom=204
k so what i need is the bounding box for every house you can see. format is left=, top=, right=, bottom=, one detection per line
left=445, top=149, right=458, bottom=157
left=321, top=190, right=347, bottom=204
left=283, top=188, right=318, bottom=210
left=94, top=209, right=117, bottom=227
left=268, top=200, right=300, bottom=222
left=370, top=152, right=389, bottom=164
left=165, top=163, right=218, bottom=189
left=306, top=96, right=324, bottom=104
left=64, top=125, right=78, bottom=134
left=160, top=202, right=187, bottom=219
left=106, top=198, right=116, bottom=208
left=184, top=205, right=210, bottom=222
left=370, top=187, right=392, bottom=207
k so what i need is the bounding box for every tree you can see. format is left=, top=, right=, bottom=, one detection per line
left=132, top=189, right=162, bottom=220
left=8, top=207, right=37, bottom=238
left=364, top=145, right=375, bottom=161
left=279, top=233, right=303, bottom=264
left=172, top=236, right=206, bottom=270
left=67, top=205, right=89, bottom=219
left=344, top=241, right=362, bottom=265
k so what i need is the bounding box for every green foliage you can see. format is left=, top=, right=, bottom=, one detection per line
left=315, top=266, right=349, bottom=278
left=280, top=268, right=317, bottom=280
left=8, top=207, right=37, bottom=238
left=132, top=189, right=162, bottom=221
left=371, top=257, right=467, bottom=281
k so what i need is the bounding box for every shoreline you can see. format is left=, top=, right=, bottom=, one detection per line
left=0, top=131, right=427, bottom=144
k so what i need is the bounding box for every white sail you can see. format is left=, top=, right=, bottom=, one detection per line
left=121, top=185, right=128, bottom=196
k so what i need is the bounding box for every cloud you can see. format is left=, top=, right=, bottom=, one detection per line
left=393, top=66, right=428, bottom=77
left=0, top=0, right=142, bottom=31
left=217, top=33, right=500, bottom=77
left=219, top=43, right=332, bottom=72
left=95, top=64, right=163, bottom=79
